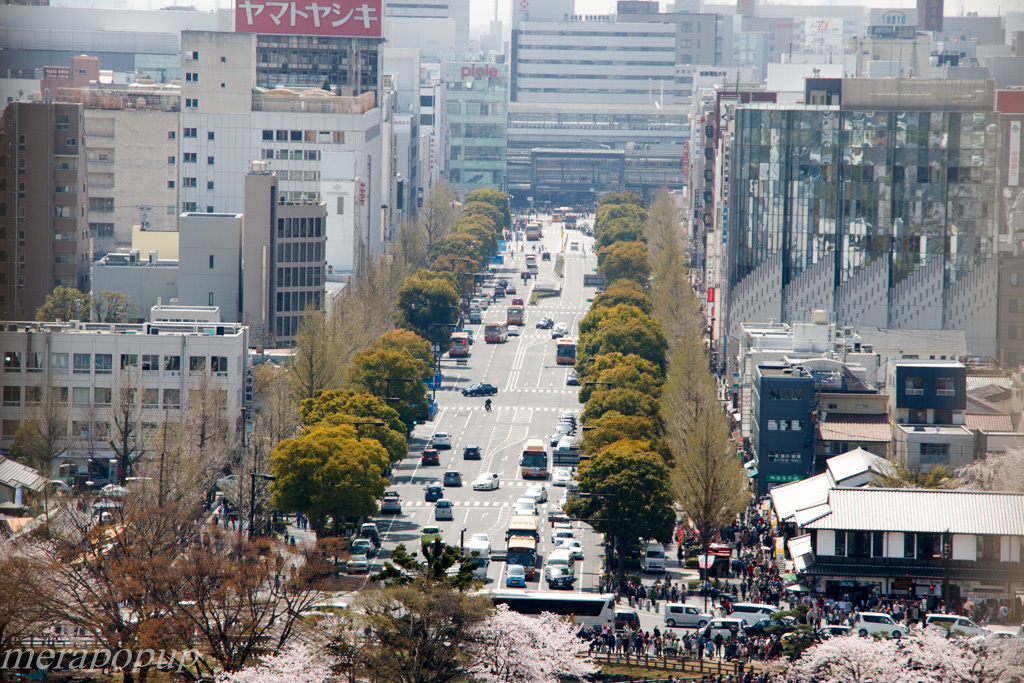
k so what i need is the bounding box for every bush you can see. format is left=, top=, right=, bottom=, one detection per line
left=685, top=557, right=699, bottom=569
left=688, top=579, right=702, bottom=590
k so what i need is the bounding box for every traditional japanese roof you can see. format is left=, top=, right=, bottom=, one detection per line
left=0, top=457, right=45, bottom=492
left=964, top=413, right=1014, bottom=433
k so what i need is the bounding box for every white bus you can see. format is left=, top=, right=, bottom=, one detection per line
left=482, top=590, right=616, bottom=629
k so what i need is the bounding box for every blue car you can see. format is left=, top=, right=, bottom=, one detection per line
left=506, top=564, right=527, bottom=587
left=424, top=483, right=443, bottom=502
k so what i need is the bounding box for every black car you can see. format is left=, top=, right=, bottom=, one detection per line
left=462, top=382, right=498, bottom=397
left=541, top=251, right=551, bottom=261
left=535, top=317, right=554, bottom=329
left=463, top=445, right=482, bottom=460
left=566, top=369, right=580, bottom=386
left=443, top=471, right=463, bottom=487
left=745, top=618, right=794, bottom=638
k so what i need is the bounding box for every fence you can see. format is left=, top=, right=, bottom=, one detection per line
left=590, top=651, right=757, bottom=677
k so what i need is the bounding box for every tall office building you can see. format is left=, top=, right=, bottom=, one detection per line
left=0, top=101, right=89, bottom=320
left=443, top=55, right=508, bottom=194
left=723, top=78, right=1003, bottom=358
left=387, top=0, right=470, bottom=51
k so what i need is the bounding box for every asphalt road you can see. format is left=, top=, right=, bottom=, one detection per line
left=373, top=217, right=604, bottom=592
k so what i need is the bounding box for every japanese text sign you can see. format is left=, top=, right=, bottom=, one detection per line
left=236, top=0, right=383, bottom=38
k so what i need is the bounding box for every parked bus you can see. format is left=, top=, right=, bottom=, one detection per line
left=520, top=438, right=549, bottom=479
left=505, top=537, right=538, bottom=580
left=564, top=212, right=578, bottom=228
left=449, top=332, right=470, bottom=358
left=484, top=322, right=509, bottom=343
left=483, top=590, right=616, bottom=629
left=506, top=305, right=524, bottom=326
left=505, top=514, right=540, bottom=543
left=525, top=222, right=543, bottom=241
left=555, top=338, right=576, bottom=365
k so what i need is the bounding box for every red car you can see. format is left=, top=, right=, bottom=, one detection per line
left=421, top=448, right=440, bottom=466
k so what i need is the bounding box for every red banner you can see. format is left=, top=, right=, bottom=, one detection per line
left=235, top=0, right=383, bottom=38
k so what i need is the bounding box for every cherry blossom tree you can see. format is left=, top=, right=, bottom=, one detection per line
left=782, top=634, right=905, bottom=683
left=957, top=447, right=1024, bottom=493
left=217, top=642, right=333, bottom=683
left=469, top=605, right=595, bottom=683
left=901, top=630, right=1024, bottom=683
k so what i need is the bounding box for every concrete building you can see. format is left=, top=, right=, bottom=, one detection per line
left=0, top=101, right=90, bottom=320
left=177, top=212, right=242, bottom=321
left=387, top=0, right=470, bottom=51
left=616, top=1, right=730, bottom=67
left=90, top=249, right=179, bottom=319
left=242, top=167, right=326, bottom=347
left=723, top=78, right=1002, bottom=361
left=443, top=54, right=508, bottom=194
left=998, top=256, right=1024, bottom=369
left=0, top=318, right=247, bottom=485
left=511, top=18, right=683, bottom=105
left=418, top=63, right=446, bottom=192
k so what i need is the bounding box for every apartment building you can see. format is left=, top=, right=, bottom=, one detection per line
left=0, top=101, right=90, bottom=320
left=0, top=319, right=247, bottom=484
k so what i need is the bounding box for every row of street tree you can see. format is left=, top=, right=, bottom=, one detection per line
left=566, top=190, right=748, bottom=576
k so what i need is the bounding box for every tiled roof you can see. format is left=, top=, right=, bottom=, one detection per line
left=0, top=457, right=45, bottom=492
left=769, top=474, right=832, bottom=522
left=966, top=376, right=1012, bottom=393
left=802, top=488, right=1024, bottom=536
left=964, top=413, right=1014, bottom=433
left=816, top=414, right=891, bottom=442
left=826, top=447, right=892, bottom=483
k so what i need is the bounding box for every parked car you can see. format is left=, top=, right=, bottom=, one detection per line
left=924, top=614, right=989, bottom=637
left=664, top=604, right=713, bottom=629
left=472, top=472, right=500, bottom=491
left=535, top=317, right=554, bottom=329
left=351, top=538, right=376, bottom=558
left=817, top=626, right=852, bottom=639
left=614, top=609, right=640, bottom=631
left=430, top=433, right=452, bottom=449
left=463, top=445, right=482, bottom=460
left=421, top=448, right=440, bottom=466
left=745, top=618, right=794, bottom=637
left=851, top=612, right=908, bottom=638
left=728, top=603, right=780, bottom=626
left=506, top=564, right=527, bottom=587
left=347, top=553, right=369, bottom=574
left=462, top=383, right=498, bottom=397
left=443, top=471, right=463, bottom=487
left=566, top=369, right=579, bottom=386
left=698, top=618, right=747, bottom=641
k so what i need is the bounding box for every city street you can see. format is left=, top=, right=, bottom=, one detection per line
left=373, top=217, right=606, bottom=591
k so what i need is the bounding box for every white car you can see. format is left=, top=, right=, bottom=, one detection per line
left=514, top=497, right=538, bottom=516
left=551, top=526, right=576, bottom=545
left=557, top=539, right=584, bottom=560
left=508, top=325, right=520, bottom=336
left=523, top=485, right=548, bottom=503
left=472, top=472, right=500, bottom=491
left=664, top=604, right=713, bottom=629
left=852, top=612, right=908, bottom=638
left=430, top=433, right=452, bottom=449
left=924, top=614, right=989, bottom=637
left=551, top=468, right=572, bottom=486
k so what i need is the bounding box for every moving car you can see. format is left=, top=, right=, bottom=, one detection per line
left=472, top=472, right=500, bottom=491
left=462, top=382, right=498, bottom=397
left=548, top=508, right=570, bottom=523
left=351, top=538, right=376, bottom=558
left=551, top=526, right=576, bottom=545
left=566, top=369, right=579, bottom=386
left=514, top=497, right=538, bottom=516
left=557, top=539, right=585, bottom=560
left=851, top=612, right=908, bottom=638
left=443, top=471, right=463, bottom=487
left=380, top=492, right=402, bottom=514
left=551, top=322, right=569, bottom=339
left=664, top=604, right=712, bottom=629
left=698, top=618, right=747, bottom=641
left=535, top=317, right=554, bottom=329
left=546, top=565, right=576, bottom=589
left=463, top=445, right=482, bottom=460
left=508, top=325, right=520, bottom=336
left=511, top=298, right=524, bottom=306
left=435, top=499, right=454, bottom=521
left=347, top=553, right=369, bottom=574
left=569, top=241, right=579, bottom=251
left=541, top=251, right=551, bottom=261
left=523, top=485, right=548, bottom=503
left=924, top=614, right=988, bottom=637
left=506, top=564, right=527, bottom=587
left=424, top=482, right=443, bottom=502
left=506, top=285, right=517, bottom=295
left=551, top=467, right=572, bottom=486
left=421, top=525, right=442, bottom=544
left=421, top=448, right=440, bottom=466
left=615, top=609, right=641, bottom=631
left=360, top=523, right=381, bottom=547
left=493, top=287, right=506, bottom=298
left=430, top=433, right=452, bottom=449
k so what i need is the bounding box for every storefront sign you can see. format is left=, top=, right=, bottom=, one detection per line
left=460, top=64, right=500, bottom=80
left=235, top=0, right=383, bottom=38
left=1010, top=120, right=1021, bottom=187
left=917, top=0, right=943, bottom=31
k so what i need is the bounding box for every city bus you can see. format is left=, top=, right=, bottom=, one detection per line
left=505, top=514, right=540, bottom=544
left=564, top=212, right=578, bottom=228
left=555, top=338, right=576, bottom=365
left=484, top=322, right=509, bottom=343
left=505, top=537, right=538, bottom=580
left=449, top=332, right=470, bottom=358
left=506, top=305, right=524, bottom=326
left=552, top=207, right=573, bottom=222
left=520, top=438, right=549, bottom=479
left=483, top=590, right=617, bottom=629
left=525, top=222, right=543, bottom=241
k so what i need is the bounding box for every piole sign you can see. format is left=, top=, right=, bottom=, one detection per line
left=461, top=64, right=500, bottom=80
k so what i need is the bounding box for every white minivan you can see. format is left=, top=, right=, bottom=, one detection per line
left=435, top=498, right=453, bottom=520
left=642, top=542, right=666, bottom=572
left=924, top=614, right=988, bottom=637
left=851, top=612, right=908, bottom=638
left=728, top=603, right=779, bottom=626
left=544, top=547, right=576, bottom=578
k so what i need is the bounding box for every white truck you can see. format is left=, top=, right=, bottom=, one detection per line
left=642, top=541, right=666, bottom=572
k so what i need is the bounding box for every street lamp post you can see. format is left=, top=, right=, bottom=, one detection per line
left=248, top=472, right=276, bottom=540
left=460, top=527, right=467, bottom=551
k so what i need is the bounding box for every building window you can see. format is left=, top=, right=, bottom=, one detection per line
left=276, top=130, right=287, bottom=141
left=3, top=351, right=20, bottom=373
left=903, top=532, right=915, bottom=558
left=94, top=354, right=112, bottom=374
left=209, top=292, right=215, bottom=305
left=120, top=354, right=138, bottom=369
left=936, top=377, right=955, bottom=396
left=23, top=352, right=41, bottom=373
left=207, top=131, right=215, bottom=140
left=73, top=353, right=90, bottom=374
left=3, top=386, right=21, bottom=406
left=183, top=128, right=197, bottom=138
left=142, top=388, right=159, bottom=408
left=834, top=530, right=846, bottom=557
left=163, top=388, right=181, bottom=409
left=209, top=254, right=215, bottom=269
left=211, top=356, right=228, bottom=375
left=168, top=180, right=176, bottom=189
left=908, top=408, right=928, bottom=423
left=189, top=50, right=198, bottom=59
left=920, top=443, right=950, bottom=464
left=73, top=386, right=90, bottom=406
left=141, top=354, right=159, bottom=373
left=766, top=420, right=778, bottom=431
left=22, top=385, right=41, bottom=405
left=164, top=355, right=181, bottom=373
left=1012, top=273, right=1021, bottom=286
left=263, top=130, right=274, bottom=140
left=916, top=533, right=939, bottom=560
left=207, top=156, right=215, bottom=166
left=184, top=178, right=197, bottom=188
left=186, top=72, right=198, bottom=82
left=183, top=153, right=197, bottom=163
left=189, top=356, right=206, bottom=373
left=51, top=353, right=69, bottom=374
left=168, top=131, right=176, bottom=140
left=94, top=387, right=111, bottom=405
left=904, top=376, right=924, bottom=396
left=767, top=387, right=804, bottom=400
left=207, top=181, right=215, bottom=190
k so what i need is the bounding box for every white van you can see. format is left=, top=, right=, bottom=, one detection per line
left=465, top=534, right=492, bottom=580
left=544, top=547, right=576, bottom=578
left=435, top=498, right=453, bottom=520
left=924, top=614, right=988, bottom=637
left=642, top=542, right=666, bottom=572
left=698, top=618, right=747, bottom=641
left=664, top=604, right=712, bottom=629
left=851, top=612, right=908, bottom=638
left=727, top=603, right=779, bottom=626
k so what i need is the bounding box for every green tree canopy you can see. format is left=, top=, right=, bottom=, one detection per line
left=299, top=389, right=408, bottom=464
left=452, top=221, right=497, bottom=258
left=578, top=312, right=668, bottom=372
left=578, top=302, right=652, bottom=338
left=348, top=347, right=430, bottom=432
left=577, top=362, right=664, bottom=403
left=93, top=291, right=141, bottom=322
left=270, top=423, right=390, bottom=534
left=596, top=203, right=647, bottom=233
left=598, top=192, right=645, bottom=207
left=564, top=440, right=675, bottom=574
left=465, top=188, right=510, bottom=229
left=580, top=387, right=665, bottom=434
left=590, top=279, right=653, bottom=315
left=395, top=272, right=460, bottom=347
left=372, top=539, right=480, bottom=590
left=460, top=201, right=504, bottom=233
left=598, top=241, right=651, bottom=287
left=372, top=329, right=433, bottom=368
left=35, top=286, right=91, bottom=322
left=430, top=232, right=485, bottom=267
left=595, top=216, right=647, bottom=250
left=582, top=411, right=660, bottom=456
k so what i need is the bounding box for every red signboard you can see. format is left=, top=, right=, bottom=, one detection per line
left=235, top=0, right=383, bottom=38
left=706, top=286, right=715, bottom=303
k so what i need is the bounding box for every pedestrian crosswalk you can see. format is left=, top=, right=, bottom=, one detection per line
left=440, top=403, right=574, bottom=412
left=404, top=478, right=565, bottom=489
left=398, top=499, right=564, bottom=508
